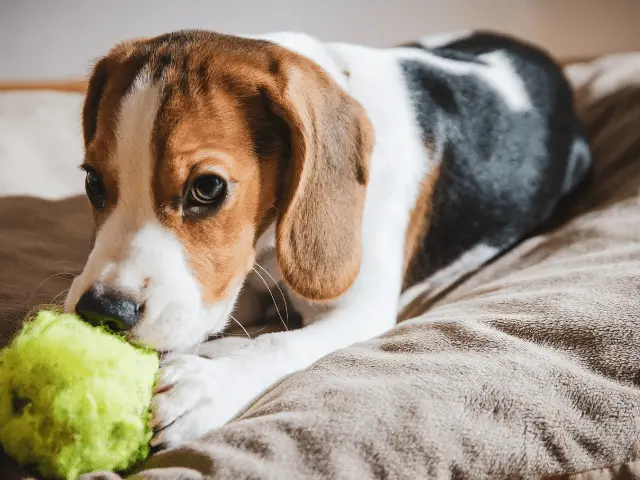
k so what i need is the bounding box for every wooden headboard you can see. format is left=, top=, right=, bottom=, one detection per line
left=0, top=81, right=87, bottom=93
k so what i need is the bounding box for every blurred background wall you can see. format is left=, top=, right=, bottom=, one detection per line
left=2, top=0, right=640, bottom=81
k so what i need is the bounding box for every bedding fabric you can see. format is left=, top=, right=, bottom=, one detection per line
left=1, top=52, right=640, bottom=479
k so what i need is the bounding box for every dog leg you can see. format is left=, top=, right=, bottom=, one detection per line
left=151, top=300, right=396, bottom=448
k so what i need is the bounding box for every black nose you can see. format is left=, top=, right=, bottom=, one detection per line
left=75, top=284, right=140, bottom=331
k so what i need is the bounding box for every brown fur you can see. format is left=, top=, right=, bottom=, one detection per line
left=403, top=164, right=441, bottom=288
left=265, top=56, right=374, bottom=301
left=402, top=138, right=441, bottom=288
left=81, top=31, right=374, bottom=304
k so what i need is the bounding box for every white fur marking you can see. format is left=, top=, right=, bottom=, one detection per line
left=417, top=30, right=472, bottom=48
left=395, top=48, right=532, bottom=112
left=479, top=51, right=532, bottom=112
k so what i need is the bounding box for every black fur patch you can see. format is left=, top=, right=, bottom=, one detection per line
left=401, top=33, right=591, bottom=287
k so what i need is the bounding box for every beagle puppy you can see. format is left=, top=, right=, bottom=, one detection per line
left=65, top=30, right=591, bottom=448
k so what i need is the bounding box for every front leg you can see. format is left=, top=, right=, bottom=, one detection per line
left=152, top=299, right=398, bottom=448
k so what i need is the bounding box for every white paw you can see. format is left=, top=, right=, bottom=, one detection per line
left=151, top=354, right=240, bottom=449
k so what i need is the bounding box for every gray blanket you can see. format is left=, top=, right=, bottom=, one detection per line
left=1, top=53, right=640, bottom=479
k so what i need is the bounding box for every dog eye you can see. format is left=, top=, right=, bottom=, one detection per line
left=188, top=175, right=227, bottom=206
left=84, top=169, right=106, bottom=209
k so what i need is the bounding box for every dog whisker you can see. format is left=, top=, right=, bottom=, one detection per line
left=50, top=288, right=71, bottom=305
left=251, top=266, right=288, bottom=331
left=254, top=262, right=289, bottom=327
left=27, top=272, right=77, bottom=309
left=229, top=313, right=252, bottom=340
left=225, top=325, right=268, bottom=337
left=270, top=206, right=284, bottom=215
left=248, top=326, right=268, bottom=335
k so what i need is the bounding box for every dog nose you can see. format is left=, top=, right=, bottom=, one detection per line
left=75, top=284, right=140, bottom=331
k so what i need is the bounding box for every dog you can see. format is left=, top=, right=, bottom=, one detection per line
left=64, top=29, right=591, bottom=448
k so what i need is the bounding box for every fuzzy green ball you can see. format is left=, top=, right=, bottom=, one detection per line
left=0, top=310, right=159, bottom=480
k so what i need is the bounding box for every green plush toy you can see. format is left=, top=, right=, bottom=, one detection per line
left=0, top=310, right=159, bottom=480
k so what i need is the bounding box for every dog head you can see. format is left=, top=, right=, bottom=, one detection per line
left=64, top=31, right=373, bottom=351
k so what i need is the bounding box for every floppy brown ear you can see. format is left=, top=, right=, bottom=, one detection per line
left=265, top=61, right=374, bottom=301
left=83, top=57, right=110, bottom=145
left=82, top=37, right=153, bottom=146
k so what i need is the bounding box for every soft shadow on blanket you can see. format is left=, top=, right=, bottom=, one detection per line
left=0, top=195, right=91, bottom=346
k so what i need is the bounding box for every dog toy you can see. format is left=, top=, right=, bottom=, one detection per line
left=0, top=310, right=159, bottom=480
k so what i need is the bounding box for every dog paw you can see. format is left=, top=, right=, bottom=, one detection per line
left=151, top=354, right=240, bottom=449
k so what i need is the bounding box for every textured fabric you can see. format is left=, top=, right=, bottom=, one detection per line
left=550, top=459, right=640, bottom=480
left=1, top=53, right=640, bottom=479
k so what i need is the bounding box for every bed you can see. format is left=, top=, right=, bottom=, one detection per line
left=1, top=52, right=639, bottom=479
